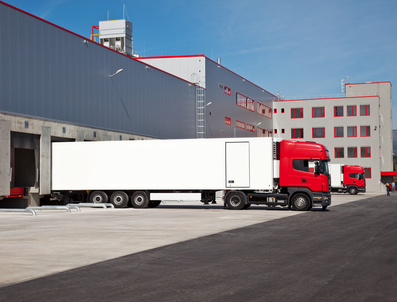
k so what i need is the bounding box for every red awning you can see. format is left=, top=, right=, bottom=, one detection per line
left=381, top=171, right=397, bottom=176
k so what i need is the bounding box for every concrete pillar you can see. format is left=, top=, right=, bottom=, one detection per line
left=76, top=131, right=84, bottom=142
left=0, top=120, right=11, bottom=196
left=28, top=186, right=40, bottom=207
left=40, top=127, right=51, bottom=195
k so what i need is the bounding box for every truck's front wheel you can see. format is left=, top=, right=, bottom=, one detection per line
left=110, top=191, right=129, bottom=208
left=291, top=193, right=311, bottom=211
left=131, top=191, right=149, bottom=208
left=348, top=186, right=358, bottom=195
left=225, top=191, right=247, bottom=210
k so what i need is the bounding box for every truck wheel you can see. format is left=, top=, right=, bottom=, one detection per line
left=110, top=191, right=129, bottom=208
left=226, top=192, right=246, bottom=210
left=89, top=191, right=108, bottom=204
left=131, top=191, right=149, bottom=208
left=348, top=187, right=358, bottom=195
left=291, top=193, right=311, bottom=211
left=148, top=200, right=161, bottom=208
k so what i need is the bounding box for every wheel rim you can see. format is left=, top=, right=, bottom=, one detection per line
left=295, top=196, right=307, bottom=209
left=230, top=195, right=242, bottom=207
left=113, top=194, right=124, bottom=205
left=93, top=194, right=103, bottom=203
left=134, top=195, right=145, bottom=206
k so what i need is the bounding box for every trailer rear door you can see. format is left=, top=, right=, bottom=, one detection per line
left=226, top=142, right=250, bottom=188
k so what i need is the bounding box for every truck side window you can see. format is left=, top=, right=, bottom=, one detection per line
left=293, top=159, right=309, bottom=172
left=349, top=173, right=359, bottom=179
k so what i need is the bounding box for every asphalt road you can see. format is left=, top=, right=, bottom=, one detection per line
left=1, top=194, right=396, bottom=302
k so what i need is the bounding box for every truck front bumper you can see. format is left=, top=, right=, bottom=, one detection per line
left=312, top=192, right=331, bottom=208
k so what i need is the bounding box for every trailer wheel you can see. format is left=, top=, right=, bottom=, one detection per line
left=226, top=192, right=246, bottom=210
left=348, top=187, right=358, bottom=195
left=291, top=193, right=311, bottom=211
left=148, top=200, right=161, bottom=208
left=110, top=191, right=129, bottom=208
left=131, top=191, right=149, bottom=208
left=89, top=191, right=108, bottom=204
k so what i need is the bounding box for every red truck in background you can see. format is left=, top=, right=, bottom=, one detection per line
left=329, top=164, right=365, bottom=195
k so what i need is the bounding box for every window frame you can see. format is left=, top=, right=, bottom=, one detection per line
left=334, top=106, right=344, bottom=117
left=360, top=125, right=370, bottom=137
left=291, top=128, right=304, bottom=139
left=347, top=126, right=357, bottom=137
left=335, top=147, right=344, bottom=158
left=347, top=105, right=357, bottom=116
left=360, top=105, right=370, bottom=116
left=334, top=126, right=344, bottom=138
left=236, top=92, right=255, bottom=112
left=291, top=108, right=303, bottom=119
left=364, top=167, right=372, bottom=178
left=361, top=146, right=371, bottom=158
left=347, top=147, right=358, bottom=158
left=312, top=106, right=325, bottom=118
left=312, top=127, right=325, bottom=138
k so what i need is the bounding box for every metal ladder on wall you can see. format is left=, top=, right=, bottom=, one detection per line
left=196, top=86, right=206, bottom=138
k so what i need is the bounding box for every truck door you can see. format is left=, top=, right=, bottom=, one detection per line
left=225, top=142, right=250, bottom=188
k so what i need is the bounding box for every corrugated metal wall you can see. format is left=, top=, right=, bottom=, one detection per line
left=205, top=59, right=274, bottom=138
left=0, top=3, right=196, bottom=139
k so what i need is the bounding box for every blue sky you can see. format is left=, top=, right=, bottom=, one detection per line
left=5, top=0, right=397, bottom=127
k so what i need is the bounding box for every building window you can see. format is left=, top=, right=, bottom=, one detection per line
left=236, top=120, right=246, bottom=129
left=247, top=124, right=255, bottom=132
left=312, top=107, right=325, bottom=118
left=281, top=108, right=285, bottom=113
left=361, top=147, right=371, bottom=158
left=281, top=129, right=285, bottom=134
left=364, top=167, right=372, bottom=178
left=360, top=126, right=370, bottom=137
left=312, top=127, right=325, bottom=138
left=334, top=127, right=344, bottom=137
left=224, top=116, right=231, bottom=125
left=348, top=147, right=357, bottom=158
left=335, top=147, right=344, bottom=158
left=291, top=128, right=304, bottom=139
left=274, top=108, right=277, bottom=114
left=334, top=106, right=343, bottom=117
left=274, top=129, right=278, bottom=134
left=291, top=108, right=303, bottom=118
left=236, top=92, right=254, bottom=111
left=257, top=102, right=272, bottom=118
left=224, top=86, right=231, bottom=95
left=347, top=105, right=357, bottom=116
left=360, top=105, right=370, bottom=116
left=347, top=126, right=357, bottom=137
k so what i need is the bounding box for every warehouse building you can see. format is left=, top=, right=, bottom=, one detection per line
left=0, top=1, right=274, bottom=206
left=273, top=81, right=393, bottom=193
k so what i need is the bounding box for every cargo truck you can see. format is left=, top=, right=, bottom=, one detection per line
left=329, top=164, right=365, bottom=195
left=51, top=137, right=331, bottom=210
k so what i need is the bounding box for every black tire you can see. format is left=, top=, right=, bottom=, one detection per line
left=225, top=191, right=247, bottom=210
left=148, top=200, right=161, bottom=208
left=348, top=186, right=358, bottom=195
left=291, top=193, right=311, bottom=211
left=131, top=191, right=150, bottom=208
left=110, top=191, right=129, bottom=208
left=89, top=191, right=108, bottom=204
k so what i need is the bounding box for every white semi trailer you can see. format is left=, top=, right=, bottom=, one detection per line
left=51, top=137, right=331, bottom=210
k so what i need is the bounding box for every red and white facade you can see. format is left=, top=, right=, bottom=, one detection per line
left=273, top=81, right=393, bottom=193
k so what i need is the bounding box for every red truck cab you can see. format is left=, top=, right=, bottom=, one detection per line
left=279, top=140, right=331, bottom=209
left=343, top=165, right=366, bottom=194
